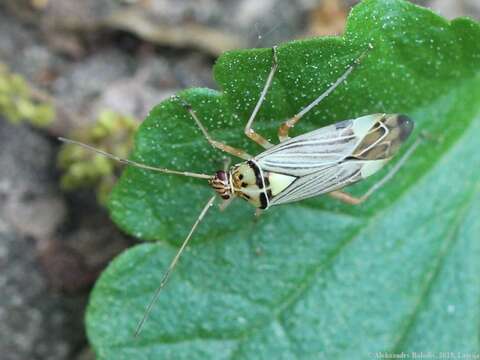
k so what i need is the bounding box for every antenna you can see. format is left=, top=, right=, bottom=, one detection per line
left=59, top=137, right=217, bottom=336
left=134, top=195, right=216, bottom=337
left=58, top=137, right=212, bottom=180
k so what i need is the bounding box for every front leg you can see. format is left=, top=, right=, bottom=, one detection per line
left=175, top=95, right=252, bottom=160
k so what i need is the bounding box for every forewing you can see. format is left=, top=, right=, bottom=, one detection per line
left=254, top=114, right=387, bottom=206
left=268, top=161, right=363, bottom=205
left=255, top=114, right=380, bottom=177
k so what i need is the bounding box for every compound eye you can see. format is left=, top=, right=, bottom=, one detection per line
left=215, top=170, right=227, bottom=182
left=221, top=194, right=230, bottom=200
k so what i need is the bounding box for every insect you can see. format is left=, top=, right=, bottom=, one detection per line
left=59, top=43, right=421, bottom=336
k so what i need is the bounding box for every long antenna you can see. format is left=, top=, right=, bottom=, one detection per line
left=58, top=137, right=212, bottom=180
left=134, top=195, right=216, bottom=337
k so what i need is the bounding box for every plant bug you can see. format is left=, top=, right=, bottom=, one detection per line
left=59, top=43, right=421, bottom=336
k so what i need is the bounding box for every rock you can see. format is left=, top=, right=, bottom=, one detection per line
left=0, top=119, right=65, bottom=242
left=0, top=230, right=87, bottom=360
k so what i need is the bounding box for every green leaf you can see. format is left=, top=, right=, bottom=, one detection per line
left=87, top=0, right=480, bottom=358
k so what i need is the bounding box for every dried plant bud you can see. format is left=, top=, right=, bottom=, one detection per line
left=57, top=110, right=138, bottom=205
left=0, top=63, right=55, bottom=127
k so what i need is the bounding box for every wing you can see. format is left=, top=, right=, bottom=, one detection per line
left=256, top=114, right=383, bottom=175
left=255, top=114, right=381, bottom=177
left=254, top=114, right=400, bottom=206
left=268, top=160, right=369, bottom=205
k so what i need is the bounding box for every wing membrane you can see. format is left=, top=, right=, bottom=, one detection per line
left=268, top=161, right=363, bottom=205
left=254, top=114, right=386, bottom=206
left=255, top=115, right=379, bottom=176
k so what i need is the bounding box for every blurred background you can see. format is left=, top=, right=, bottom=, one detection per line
left=0, top=0, right=478, bottom=359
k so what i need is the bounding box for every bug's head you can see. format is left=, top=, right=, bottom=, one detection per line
left=209, top=170, right=232, bottom=200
